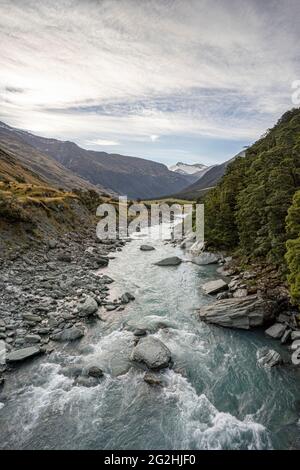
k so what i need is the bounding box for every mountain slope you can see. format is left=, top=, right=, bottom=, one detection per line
left=0, top=146, right=49, bottom=186
left=173, top=150, right=246, bottom=199
left=0, top=123, right=109, bottom=194
left=0, top=122, right=192, bottom=199
left=285, top=190, right=300, bottom=306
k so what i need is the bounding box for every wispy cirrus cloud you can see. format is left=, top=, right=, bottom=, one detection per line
left=86, top=139, right=120, bottom=147
left=0, top=0, right=299, bottom=164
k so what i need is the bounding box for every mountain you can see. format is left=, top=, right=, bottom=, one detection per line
left=172, top=150, right=246, bottom=200
left=0, top=122, right=192, bottom=199
left=169, top=161, right=207, bottom=175
left=169, top=161, right=213, bottom=185
left=203, top=108, right=300, bottom=304
left=0, top=122, right=109, bottom=194
left=0, top=146, right=49, bottom=186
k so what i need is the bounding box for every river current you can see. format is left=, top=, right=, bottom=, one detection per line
left=0, top=233, right=300, bottom=449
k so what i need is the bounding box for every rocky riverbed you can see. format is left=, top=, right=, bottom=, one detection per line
left=183, top=237, right=300, bottom=369
left=0, top=229, right=134, bottom=387
left=1, top=228, right=300, bottom=449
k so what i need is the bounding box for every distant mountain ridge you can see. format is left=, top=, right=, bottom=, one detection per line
left=168, top=161, right=213, bottom=184
left=0, top=121, right=192, bottom=199
left=0, top=122, right=107, bottom=193
left=172, top=150, right=246, bottom=199
left=169, top=161, right=207, bottom=175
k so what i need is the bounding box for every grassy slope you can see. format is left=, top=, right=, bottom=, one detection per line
left=0, top=165, right=115, bottom=258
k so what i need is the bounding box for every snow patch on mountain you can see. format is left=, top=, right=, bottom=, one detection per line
left=169, top=161, right=207, bottom=175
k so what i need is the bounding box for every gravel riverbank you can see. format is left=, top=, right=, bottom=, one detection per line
left=0, top=229, right=131, bottom=387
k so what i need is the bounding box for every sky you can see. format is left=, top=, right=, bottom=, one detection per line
left=0, top=0, right=300, bottom=166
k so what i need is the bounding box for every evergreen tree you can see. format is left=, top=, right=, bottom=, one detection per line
left=204, top=107, right=300, bottom=282
left=285, top=190, right=300, bottom=306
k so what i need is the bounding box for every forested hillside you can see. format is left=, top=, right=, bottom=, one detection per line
left=203, top=108, right=300, bottom=304
left=285, top=190, right=300, bottom=306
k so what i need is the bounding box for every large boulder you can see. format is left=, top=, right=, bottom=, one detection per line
left=265, top=323, right=286, bottom=339
left=51, top=326, right=84, bottom=342
left=140, top=245, right=155, bottom=251
left=78, top=296, right=98, bottom=317
left=22, top=313, right=42, bottom=323
left=95, top=256, right=109, bottom=267
left=120, top=292, right=135, bottom=304
left=202, top=279, right=228, bottom=295
left=99, top=275, right=114, bottom=284
left=87, top=366, right=104, bottom=378
left=155, top=256, right=182, bottom=267
left=191, top=252, right=221, bottom=265
left=257, top=348, right=282, bottom=367
left=130, top=336, right=171, bottom=369
left=25, top=334, right=41, bottom=344
left=133, top=328, right=147, bottom=337
left=7, top=346, right=41, bottom=363
left=198, top=295, right=275, bottom=330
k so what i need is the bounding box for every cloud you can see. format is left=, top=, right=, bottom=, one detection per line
left=0, top=0, right=300, bottom=161
left=150, top=135, right=159, bottom=142
left=86, top=139, right=120, bottom=146
left=4, top=86, right=25, bottom=94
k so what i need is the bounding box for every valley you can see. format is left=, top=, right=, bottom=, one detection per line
left=0, top=108, right=300, bottom=450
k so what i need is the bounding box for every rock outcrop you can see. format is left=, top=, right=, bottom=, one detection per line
left=202, top=279, right=228, bottom=295
left=198, top=295, right=275, bottom=329
left=120, top=292, right=135, bottom=304
left=265, top=323, right=286, bottom=339
left=78, top=296, right=98, bottom=317
left=130, top=336, right=171, bottom=369
left=257, top=348, right=282, bottom=367
left=7, top=346, right=41, bottom=363
left=155, top=256, right=182, bottom=267
left=140, top=245, right=155, bottom=251
left=51, top=326, right=85, bottom=342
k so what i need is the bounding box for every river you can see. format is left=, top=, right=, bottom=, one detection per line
left=0, top=232, right=300, bottom=449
